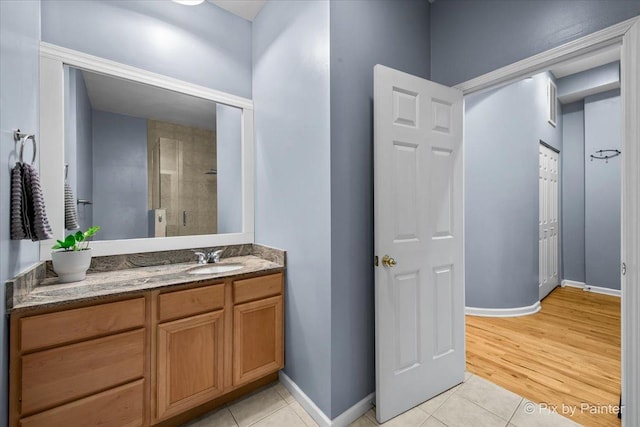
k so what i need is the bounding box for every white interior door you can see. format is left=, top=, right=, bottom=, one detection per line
left=373, top=64, right=464, bottom=423
left=539, top=143, right=559, bottom=299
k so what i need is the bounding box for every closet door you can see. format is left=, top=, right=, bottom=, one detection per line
left=539, top=143, right=559, bottom=299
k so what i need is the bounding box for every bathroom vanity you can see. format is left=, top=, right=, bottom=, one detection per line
left=7, top=246, right=285, bottom=427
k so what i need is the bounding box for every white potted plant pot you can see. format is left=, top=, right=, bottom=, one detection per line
left=51, top=248, right=93, bottom=283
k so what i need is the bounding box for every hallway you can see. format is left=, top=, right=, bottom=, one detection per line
left=466, top=286, right=621, bottom=427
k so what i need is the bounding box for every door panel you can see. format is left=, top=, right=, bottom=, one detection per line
left=233, top=295, right=284, bottom=386
left=393, top=142, right=419, bottom=241
left=374, top=65, right=464, bottom=423
left=393, top=272, right=420, bottom=374
left=156, top=310, right=224, bottom=420
left=434, top=265, right=454, bottom=358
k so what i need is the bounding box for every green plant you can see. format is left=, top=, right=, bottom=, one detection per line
left=52, top=226, right=101, bottom=252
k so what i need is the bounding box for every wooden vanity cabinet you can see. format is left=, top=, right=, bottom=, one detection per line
left=10, top=270, right=285, bottom=427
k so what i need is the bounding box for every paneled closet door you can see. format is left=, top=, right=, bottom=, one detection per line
left=539, top=143, right=559, bottom=300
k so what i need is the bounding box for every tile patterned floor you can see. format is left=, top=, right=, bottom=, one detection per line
left=182, top=382, right=317, bottom=427
left=183, top=373, right=582, bottom=427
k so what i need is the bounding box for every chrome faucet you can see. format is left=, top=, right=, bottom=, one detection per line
left=207, top=249, right=224, bottom=264
left=194, top=251, right=207, bottom=265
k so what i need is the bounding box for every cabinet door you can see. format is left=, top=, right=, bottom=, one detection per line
left=156, top=310, right=224, bottom=420
left=233, top=295, right=284, bottom=386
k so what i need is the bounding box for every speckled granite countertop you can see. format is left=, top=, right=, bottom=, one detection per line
left=9, top=255, right=283, bottom=313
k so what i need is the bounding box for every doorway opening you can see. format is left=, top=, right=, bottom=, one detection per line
left=373, top=17, right=638, bottom=427
left=464, top=47, right=623, bottom=427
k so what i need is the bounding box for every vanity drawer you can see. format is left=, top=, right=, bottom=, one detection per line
left=21, top=329, right=145, bottom=415
left=158, top=283, right=225, bottom=322
left=20, top=379, right=145, bottom=427
left=20, top=297, right=145, bottom=352
left=233, top=273, right=283, bottom=304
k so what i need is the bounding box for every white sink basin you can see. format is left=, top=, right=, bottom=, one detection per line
left=188, top=264, right=243, bottom=275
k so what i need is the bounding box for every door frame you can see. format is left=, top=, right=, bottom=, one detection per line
left=455, top=16, right=640, bottom=426
left=538, top=141, right=560, bottom=300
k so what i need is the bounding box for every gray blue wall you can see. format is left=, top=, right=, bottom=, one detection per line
left=0, top=0, right=41, bottom=423
left=65, top=68, right=94, bottom=231
left=561, top=102, right=586, bottom=283
left=559, top=61, right=622, bottom=291
left=216, top=104, right=243, bottom=234
left=430, top=0, right=640, bottom=86
left=253, top=0, right=333, bottom=416
left=41, top=0, right=252, bottom=98
left=584, top=91, right=621, bottom=290
left=465, top=72, right=562, bottom=309
left=328, top=0, right=430, bottom=418
left=92, top=111, right=149, bottom=240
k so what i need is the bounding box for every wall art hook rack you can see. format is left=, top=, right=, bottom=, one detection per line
left=13, top=129, right=37, bottom=165
left=590, top=149, right=621, bottom=163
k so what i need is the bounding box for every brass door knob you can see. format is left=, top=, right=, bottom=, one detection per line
left=382, top=255, right=397, bottom=267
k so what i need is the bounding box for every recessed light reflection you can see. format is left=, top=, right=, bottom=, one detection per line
left=172, top=0, right=205, bottom=5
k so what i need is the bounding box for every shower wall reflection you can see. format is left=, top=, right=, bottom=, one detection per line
left=148, top=120, right=218, bottom=237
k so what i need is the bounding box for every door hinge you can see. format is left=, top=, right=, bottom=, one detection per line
left=374, top=256, right=379, bottom=267
left=622, top=262, right=627, bottom=276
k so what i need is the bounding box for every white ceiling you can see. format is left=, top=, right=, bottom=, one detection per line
left=81, top=70, right=217, bottom=130
left=549, top=45, right=621, bottom=79
left=208, top=0, right=267, bottom=21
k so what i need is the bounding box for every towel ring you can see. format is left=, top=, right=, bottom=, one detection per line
left=15, top=132, right=37, bottom=165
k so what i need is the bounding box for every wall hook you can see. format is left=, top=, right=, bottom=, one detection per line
left=13, top=129, right=37, bottom=165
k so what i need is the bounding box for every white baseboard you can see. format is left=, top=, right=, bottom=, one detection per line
left=561, top=280, right=621, bottom=297
left=330, top=392, right=375, bottom=427
left=466, top=301, right=541, bottom=317
left=279, top=372, right=332, bottom=427
left=279, top=372, right=374, bottom=427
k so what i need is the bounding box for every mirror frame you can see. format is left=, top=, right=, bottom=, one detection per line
left=39, top=42, right=255, bottom=259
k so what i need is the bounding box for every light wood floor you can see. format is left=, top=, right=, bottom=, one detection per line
left=466, top=286, right=621, bottom=427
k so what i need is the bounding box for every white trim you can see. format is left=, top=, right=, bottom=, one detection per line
left=454, top=17, right=637, bottom=95
left=621, top=18, right=640, bottom=426
left=561, top=279, right=587, bottom=289
left=456, top=16, right=639, bottom=427
left=39, top=55, right=65, bottom=252
left=561, top=280, right=622, bottom=297
left=465, top=302, right=541, bottom=318
left=38, top=43, right=255, bottom=259
left=547, top=78, right=558, bottom=127
left=39, top=42, right=253, bottom=109
left=278, top=372, right=374, bottom=427
left=330, top=393, right=375, bottom=427
left=279, top=372, right=332, bottom=427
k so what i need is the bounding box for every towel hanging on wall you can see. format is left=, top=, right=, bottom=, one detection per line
left=64, top=164, right=80, bottom=230
left=10, top=131, right=53, bottom=241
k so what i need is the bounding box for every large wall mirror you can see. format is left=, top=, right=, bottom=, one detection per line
left=40, top=43, right=254, bottom=258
